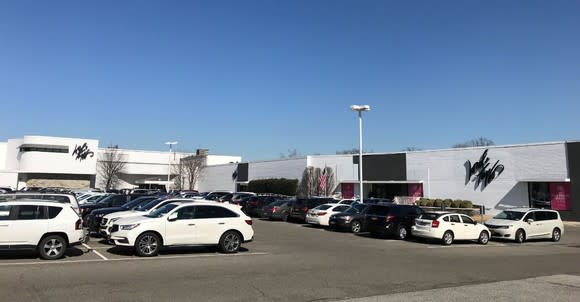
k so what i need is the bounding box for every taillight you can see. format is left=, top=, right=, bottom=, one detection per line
left=245, top=219, right=253, bottom=225
left=272, top=207, right=278, bottom=213
left=250, top=201, right=258, bottom=206
left=386, top=214, right=395, bottom=223
left=432, top=220, right=440, bottom=228
left=75, top=219, right=82, bottom=230
left=302, top=207, right=308, bottom=212
left=318, top=212, right=327, bottom=216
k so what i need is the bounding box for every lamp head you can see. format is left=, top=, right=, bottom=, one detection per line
left=350, top=105, right=371, bottom=112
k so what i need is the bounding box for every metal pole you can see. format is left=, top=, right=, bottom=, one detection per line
left=358, top=111, right=364, bottom=203
left=167, top=144, right=172, bottom=189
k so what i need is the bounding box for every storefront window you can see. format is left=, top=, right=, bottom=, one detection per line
left=528, top=182, right=571, bottom=211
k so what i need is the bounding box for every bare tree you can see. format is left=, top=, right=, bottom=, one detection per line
left=321, top=166, right=336, bottom=197
left=297, top=166, right=337, bottom=197
left=172, top=158, right=186, bottom=191
left=279, top=148, right=301, bottom=159
left=98, top=146, right=127, bottom=190
left=402, top=147, right=422, bottom=151
left=182, top=155, right=206, bottom=190
left=453, top=137, right=495, bottom=148
left=336, top=148, right=373, bottom=155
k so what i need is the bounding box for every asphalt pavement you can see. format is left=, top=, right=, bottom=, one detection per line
left=1, top=219, right=580, bottom=301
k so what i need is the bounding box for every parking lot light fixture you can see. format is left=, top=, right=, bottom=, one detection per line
left=350, top=105, right=370, bottom=203
left=165, top=141, right=178, bottom=191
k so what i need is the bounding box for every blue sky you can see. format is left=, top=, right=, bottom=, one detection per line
left=1, top=0, right=579, bottom=161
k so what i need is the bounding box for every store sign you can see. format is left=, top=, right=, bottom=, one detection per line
left=466, top=149, right=504, bottom=189
left=72, top=143, right=94, bottom=161
left=341, top=183, right=354, bottom=199
left=550, top=183, right=571, bottom=211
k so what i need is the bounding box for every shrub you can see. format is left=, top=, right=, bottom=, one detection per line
left=433, top=199, right=442, bottom=207
left=460, top=200, right=473, bottom=208
left=424, top=200, right=434, bottom=207
left=451, top=200, right=462, bottom=208
left=443, top=199, right=453, bottom=207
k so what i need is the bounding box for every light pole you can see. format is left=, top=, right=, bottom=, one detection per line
left=350, top=105, right=370, bottom=202
left=165, top=141, right=178, bottom=192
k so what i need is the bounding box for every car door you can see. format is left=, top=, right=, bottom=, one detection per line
left=448, top=215, right=464, bottom=239
left=164, top=206, right=197, bottom=246
left=522, top=212, right=542, bottom=238
left=193, top=205, right=239, bottom=244
left=459, top=215, right=478, bottom=239
left=0, top=205, right=14, bottom=245
left=533, top=211, right=552, bottom=238
left=8, top=205, right=49, bottom=246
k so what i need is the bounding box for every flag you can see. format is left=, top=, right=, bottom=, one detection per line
left=319, top=168, right=327, bottom=191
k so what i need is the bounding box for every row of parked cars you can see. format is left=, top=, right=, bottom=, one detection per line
left=254, top=197, right=565, bottom=246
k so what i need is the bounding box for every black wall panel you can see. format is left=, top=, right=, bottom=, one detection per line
left=353, top=154, right=406, bottom=181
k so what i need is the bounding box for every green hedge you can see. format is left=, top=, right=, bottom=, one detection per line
left=415, top=198, right=474, bottom=209
left=247, top=178, right=298, bottom=196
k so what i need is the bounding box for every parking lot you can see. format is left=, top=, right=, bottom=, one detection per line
left=1, top=218, right=580, bottom=301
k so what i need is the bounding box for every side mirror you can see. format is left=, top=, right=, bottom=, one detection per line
left=473, top=221, right=478, bottom=225
left=527, top=219, right=534, bottom=224
left=167, top=212, right=178, bottom=222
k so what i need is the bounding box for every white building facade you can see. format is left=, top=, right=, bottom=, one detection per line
left=0, top=136, right=241, bottom=191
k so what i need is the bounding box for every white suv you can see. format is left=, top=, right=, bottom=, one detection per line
left=110, top=201, right=254, bottom=257
left=0, top=200, right=86, bottom=260
left=484, top=208, right=564, bottom=243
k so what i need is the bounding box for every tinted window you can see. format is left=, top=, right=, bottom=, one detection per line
left=335, top=206, right=350, bottom=212
left=315, top=205, right=332, bottom=210
left=449, top=215, right=461, bottom=223
left=194, top=206, right=238, bottom=219
left=523, top=212, right=535, bottom=221
left=443, top=216, right=450, bottom=222
left=367, top=206, right=390, bottom=216
left=534, top=211, right=547, bottom=221
left=545, top=211, right=558, bottom=220
left=17, top=205, right=44, bottom=220
left=175, top=206, right=196, bottom=220
left=47, top=206, right=63, bottom=219
left=0, top=205, right=13, bottom=220
left=461, top=216, right=474, bottom=224
left=419, top=213, right=440, bottom=220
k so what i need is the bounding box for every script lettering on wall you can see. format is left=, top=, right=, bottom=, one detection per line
left=465, top=149, right=504, bottom=190
left=72, top=143, right=94, bottom=161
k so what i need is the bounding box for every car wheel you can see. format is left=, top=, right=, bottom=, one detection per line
left=396, top=225, right=408, bottom=240
left=350, top=221, right=362, bottom=234
left=219, top=231, right=242, bottom=254
left=515, top=229, right=525, bottom=243
left=478, top=231, right=489, bottom=245
left=552, top=228, right=561, bottom=242
left=38, top=235, right=67, bottom=260
left=135, top=232, right=161, bottom=257
left=442, top=231, right=454, bottom=245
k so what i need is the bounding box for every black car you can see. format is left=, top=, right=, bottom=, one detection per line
left=328, top=203, right=369, bottom=233
left=261, top=199, right=293, bottom=221
left=289, top=197, right=336, bottom=222
left=85, top=196, right=158, bottom=232
left=363, top=204, right=423, bottom=240
left=79, top=194, right=130, bottom=218
left=244, top=195, right=279, bottom=217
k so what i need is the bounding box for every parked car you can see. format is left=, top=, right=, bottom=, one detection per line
left=363, top=204, right=423, bottom=240
left=79, top=194, right=130, bottom=218
left=78, top=193, right=109, bottom=205
left=204, top=191, right=232, bottom=201
left=244, top=195, right=279, bottom=217
left=328, top=203, right=369, bottom=233
left=99, top=198, right=194, bottom=239
left=289, top=198, right=336, bottom=222
left=261, top=199, right=294, bottom=221
left=0, top=193, right=80, bottom=214
left=0, top=200, right=87, bottom=260
left=484, top=208, right=564, bottom=243
left=110, top=201, right=254, bottom=256
left=412, top=212, right=491, bottom=245
left=305, top=203, right=351, bottom=226
left=84, top=196, right=158, bottom=233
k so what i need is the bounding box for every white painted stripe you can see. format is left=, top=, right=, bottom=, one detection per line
left=82, top=243, right=109, bottom=260
left=0, top=252, right=268, bottom=267
left=427, top=243, right=506, bottom=249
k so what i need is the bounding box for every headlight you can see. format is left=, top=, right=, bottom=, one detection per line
left=120, top=223, right=140, bottom=230
left=111, top=218, right=120, bottom=223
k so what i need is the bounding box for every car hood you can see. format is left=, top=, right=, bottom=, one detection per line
left=92, top=207, right=124, bottom=215
left=103, top=210, right=143, bottom=220
left=114, top=215, right=157, bottom=225
left=485, top=218, right=518, bottom=226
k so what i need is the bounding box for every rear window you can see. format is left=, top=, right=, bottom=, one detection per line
left=314, top=205, right=332, bottom=210
left=367, top=205, right=390, bottom=216
left=419, top=213, right=441, bottom=220
left=47, top=206, right=63, bottom=219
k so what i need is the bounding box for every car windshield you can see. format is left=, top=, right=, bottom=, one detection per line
left=145, top=203, right=178, bottom=218
left=137, top=198, right=164, bottom=211
left=121, top=198, right=148, bottom=209
left=493, top=211, right=526, bottom=221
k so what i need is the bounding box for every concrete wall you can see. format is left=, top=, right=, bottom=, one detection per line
left=406, top=143, right=568, bottom=215
left=248, top=158, right=307, bottom=181
left=197, top=163, right=238, bottom=192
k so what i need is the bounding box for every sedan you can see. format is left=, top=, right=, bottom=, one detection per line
left=305, top=203, right=351, bottom=226
left=411, top=212, right=490, bottom=245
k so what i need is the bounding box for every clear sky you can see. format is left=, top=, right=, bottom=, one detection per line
left=1, top=0, right=579, bottom=161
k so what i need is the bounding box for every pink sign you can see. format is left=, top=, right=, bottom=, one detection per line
left=550, top=182, right=571, bottom=211
left=408, top=183, right=423, bottom=198
left=341, top=183, right=354, bottom=199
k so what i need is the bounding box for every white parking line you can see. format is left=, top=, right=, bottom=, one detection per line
left=0, top=252, right=268, bottom=267
left=83, top=243, right=109, bottom=260
left=426, top=243, right=507, bottom=249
